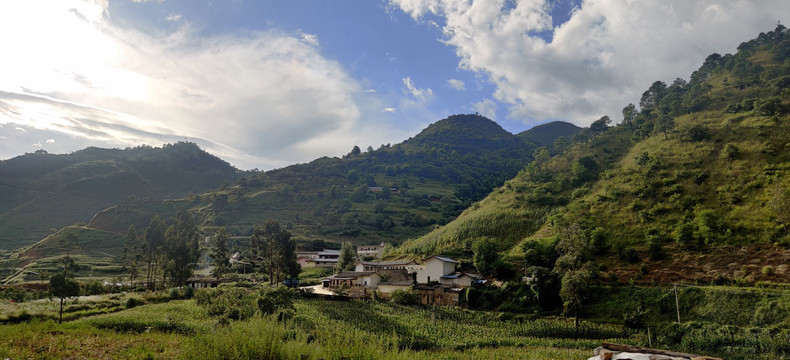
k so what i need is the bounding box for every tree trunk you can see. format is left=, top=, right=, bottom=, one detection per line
left=574, top=305, right=579, bottom=339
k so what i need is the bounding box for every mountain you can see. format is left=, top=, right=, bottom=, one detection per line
left=517, top=121, right=582, bottom=148
left=0, top=142, right=242, bottom=249
left=86, top=114, right=584, bottom=248
left=395, top=25, right=790, bottom=285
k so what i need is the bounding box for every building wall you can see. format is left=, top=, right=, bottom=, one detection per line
left=417, top=258, right=455, bottom=283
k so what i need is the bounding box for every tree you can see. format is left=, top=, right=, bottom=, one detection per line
left=211, top=227, right=230, bottom=280
left=164, top=210, right=201, bottom=287
left=552, top=136, right=569, bottom=154
left=589, top=115, right=611, bottom=134
left=143, top=216, right=167, bottom=290
left=654, top=115, right=675, bottom=139
left=472, top=238, right=498, bottom=276
left=622, top=103, right=637, bottom=125
left=122, top=225, right=142, bottom=286
left=640, top=81, right=667, bottom=110
left=49, top=273, right=79, bottom=324
left=336, top=241, right=357, bottom=272
left=250, top=219, right=298, bottom=285
left=348, top=145, right=362, bottom=157
left=554, top=224, right=597, bottom=336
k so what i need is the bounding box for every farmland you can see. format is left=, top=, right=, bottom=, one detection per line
left=2, top=284, right=790, bottom=359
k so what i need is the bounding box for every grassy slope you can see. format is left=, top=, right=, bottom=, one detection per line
left=395, top=26, right=790, bottom=284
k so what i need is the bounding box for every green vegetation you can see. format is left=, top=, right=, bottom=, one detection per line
left=0, top=142, right=241, bottom=250
left=397, top=25, right=790, bottom=288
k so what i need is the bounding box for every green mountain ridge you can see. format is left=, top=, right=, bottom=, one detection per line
left=395, top=25, right=790, bottom=285
left=86, top=115, right=580, bottom=248
left=0, top=142, right=242, bottom=249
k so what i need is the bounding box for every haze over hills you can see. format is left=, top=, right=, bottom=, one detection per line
left=396, top=25, right=790, bottom=285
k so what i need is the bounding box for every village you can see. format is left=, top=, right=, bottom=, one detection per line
left=295, top=243, right=484, bottom=306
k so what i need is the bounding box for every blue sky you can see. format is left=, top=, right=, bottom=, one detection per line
left=0, top=0, right=788, bottom=170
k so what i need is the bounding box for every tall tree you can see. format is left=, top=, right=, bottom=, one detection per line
left=589, top=115, right=611, bottom=135
left=336, top=241, right=357, bottom=272
left=655, top=114, right=675, bottom=139
left=622, top=103, right=637, bottom=125
left=211, top=227, right=230, bottom=280
left=122, top=225, right=142, bottom=286
left=164, top=210, right=201, bottom=287
left=472, top=238, right=498, bottom=276
left=143, top=216, right=167, bottom=290
left=554, top=223, right=597, bottom=337
left=250, top=219, right=297, bottom=285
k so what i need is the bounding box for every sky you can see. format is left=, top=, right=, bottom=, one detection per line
left=0, top=1, right=788, bottom=170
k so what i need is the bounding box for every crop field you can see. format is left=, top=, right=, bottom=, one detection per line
left=0, top=292, right=631, bottom=360
left=2, top=286, right=789, bottom=359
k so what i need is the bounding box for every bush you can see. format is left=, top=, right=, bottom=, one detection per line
left=623, top=306, right=647, bottom=329
left=170, top=288, right=181, bottom=299
left=762, top=265, right=775, bottom=275
left=184, top=285, right=194, bottom=298
left=390, top=289, right=419, bottom=305
left=125, top=297, right=143, bottom=309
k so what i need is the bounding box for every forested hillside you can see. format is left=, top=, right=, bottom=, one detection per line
left=0, top=142, right=241, bottom=249
left=88, top=115, right=579, bottom=246
left=396, top=25, right=790, bottom=285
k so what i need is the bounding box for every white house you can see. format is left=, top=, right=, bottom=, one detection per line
left=357, top=243, right=386, bottom=258
left=416, top=256, right=457, bottom=283
left=355, top=260, right=418, bottom=272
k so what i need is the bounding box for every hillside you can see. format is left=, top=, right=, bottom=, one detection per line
left=0, top=142, right=242, bottom=249
left=395, top=25, right=790, bottom=285
left=87, top=114, right=581, bottom=248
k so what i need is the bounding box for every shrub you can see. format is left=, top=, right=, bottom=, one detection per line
left=170, top=288, right=181, bottom=299
left=762, top=265, right=775, bottom=275
left=125, top=297, right=143, bottom=309
left=257, top=286, right=295, bottom=315
left=390, top=289, right=419, bottom=306
left=623, top=306, right=647, bottom=329
left=184, top=285, right=194, bottom=298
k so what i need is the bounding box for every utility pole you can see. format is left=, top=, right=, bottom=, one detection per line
left=673, top=284, right=681, bottom=324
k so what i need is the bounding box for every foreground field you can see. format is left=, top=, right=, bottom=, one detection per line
left=1, top=286, right=789, bottom=359
left=0, top=294, right=626, bottom=360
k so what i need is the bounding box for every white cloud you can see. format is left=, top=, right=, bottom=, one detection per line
left=300, top=32, right=320, bottom=47
left=447, top=78, right=465, bottom=91
left=402, top=77, right=433, bottom=99
left=46, top=139, right=55, bottom=144
left=383, top=107, right=397, bottom=113
left=15, top=127, right=27, bottom=133
left=166, top=14, right=182, bottom=22
left=391, top=0, right=790, bottom=127
left=0, top=0, right=407, bottom=170
left=473, top=98, right=497, bottom=121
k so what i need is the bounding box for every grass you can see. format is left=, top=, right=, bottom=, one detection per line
left=3, top=284, right=790, bottom=359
